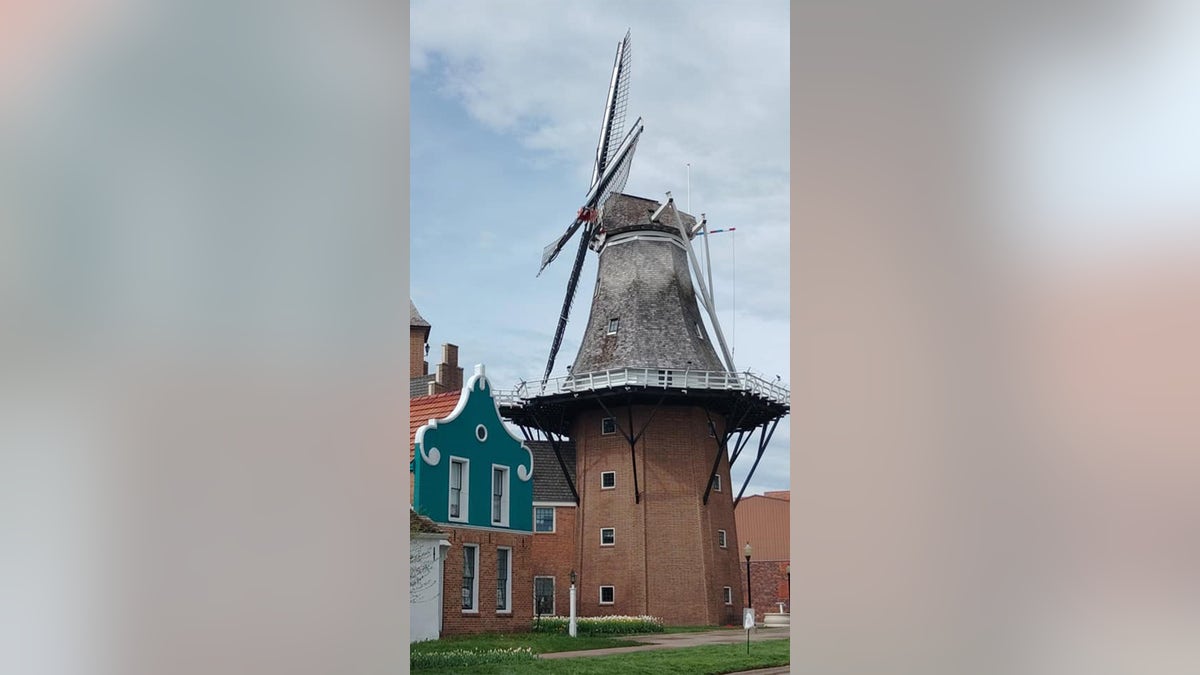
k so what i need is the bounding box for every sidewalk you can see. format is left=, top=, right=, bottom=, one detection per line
left=538, top=626, right=789, bottom=660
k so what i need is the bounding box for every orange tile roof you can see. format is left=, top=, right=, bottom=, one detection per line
left=409, top=392, right=460, bottom=462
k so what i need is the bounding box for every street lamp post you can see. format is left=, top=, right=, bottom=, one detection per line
left=744, top=543, right=753, bottom=626
left=569, top=569, right=578, bottom=638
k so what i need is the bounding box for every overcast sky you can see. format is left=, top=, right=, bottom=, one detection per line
left=410, top=0, right=791, bottom=496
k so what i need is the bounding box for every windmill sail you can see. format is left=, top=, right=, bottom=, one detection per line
left=537, top=32, right=643, bottom=384
left=537, top=119, right=643, bottom=275
left=592, top=30, right=631, bottom=187
left=540, top=124, right=643, bottom=381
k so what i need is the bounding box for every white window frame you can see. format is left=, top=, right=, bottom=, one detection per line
left=713, top=474, right=722, bottom=491
left=607, top=317, right=619, bottom=335
left=533, top=506, right=556, bottom=533
left=449, top=456, right=469, bottom=523
left=723, top=586, right=733, bottom=605
left=495, top=546, right=512, bottom=614
left=491, top=464, right=510, bottom=526
left=601, top=417, right=616, bottom=435
left=461, top=544, right=479, bottom=613
left=599, top=585, right=615, bottom=605
left=600, top=527, right=615, bottom=547
left=600, top=471, right=616, bottom=489
left=718, top=529, right=727, bottom=548
left=534, top=575, right=556, bottom=616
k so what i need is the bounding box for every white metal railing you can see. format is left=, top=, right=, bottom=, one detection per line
left=493, top=367, right=789, bottom=407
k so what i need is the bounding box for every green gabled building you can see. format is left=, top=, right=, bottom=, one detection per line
left=411, top=364, right=535, bottom=635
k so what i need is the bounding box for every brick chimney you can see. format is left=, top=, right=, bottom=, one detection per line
left=436, top=344, right=463, bottom=391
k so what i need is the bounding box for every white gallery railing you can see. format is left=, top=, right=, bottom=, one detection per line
left=494, top=367, right=789, bottom=408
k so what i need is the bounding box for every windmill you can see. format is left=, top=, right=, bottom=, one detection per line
left=500, top=31, right=789, bottom=627
left=537, top=30, right=643, bottom=386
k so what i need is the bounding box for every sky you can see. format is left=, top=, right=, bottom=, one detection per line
left=409, top=0, right=792, bottom=496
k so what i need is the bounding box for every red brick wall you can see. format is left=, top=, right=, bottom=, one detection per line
left=743, top=560, right=791, bottom=623
left=529, top=505, right=576, bottom=617
left=410, top=326, right=428, bottom=378
left=440, top=526, right=533, bottom=635
left=571, top=405, right=747, bottom=626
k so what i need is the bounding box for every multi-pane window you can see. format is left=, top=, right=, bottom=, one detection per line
left=723, top=586, right=733, bottom=605
left=534, top=506, right=555, bottom=533
left=600, top=527, right=615, bottom=546
left=601, top=471, right=616, bottom=489
left=534, top=576, right=556, bottom=616
left=491, top=466, right=508, bottom=525
left=449, top=458, right=467, bottom=520
left=599, top=586, right=615, bottom=604
left=601, top=417, right=616, bottom=435
left=607, top=317, right=619, bottom=335
left=461, top=545, right=477, bottom=611
left=496, top=547, right=511, bottom=613
left=718, top=529, right=727, bottom=548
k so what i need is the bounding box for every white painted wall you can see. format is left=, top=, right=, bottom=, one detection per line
left=410, top=536, right=449, bottom=642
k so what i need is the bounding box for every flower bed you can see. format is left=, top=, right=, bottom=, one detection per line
left=531, top=614, right=665, bottom=635
left=409, top=646, right=534, bottom=670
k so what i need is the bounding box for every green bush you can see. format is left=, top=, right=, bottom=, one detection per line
left=531, top=614, right=665, bottom=635
left=410, top=646, right=535, bottom=670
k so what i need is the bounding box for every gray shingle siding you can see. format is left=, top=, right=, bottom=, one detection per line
left=529, top=440, right=577, bottom=503
left=410, top=374, right=436, bottom=398
left=571, top=193, right=724, bottom=373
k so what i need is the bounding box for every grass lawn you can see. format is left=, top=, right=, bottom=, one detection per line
left=412, top=638, right=790, bottom=674
left=411, top=631, right=638, bottom=655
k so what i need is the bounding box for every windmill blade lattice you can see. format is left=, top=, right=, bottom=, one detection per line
left=593, top=30, right=631, bottom=185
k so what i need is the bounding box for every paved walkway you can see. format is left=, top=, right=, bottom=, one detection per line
left=538, top=626, right=789, bottom=660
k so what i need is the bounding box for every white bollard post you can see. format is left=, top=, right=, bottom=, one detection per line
left=569, top=582, right=577, bottom=637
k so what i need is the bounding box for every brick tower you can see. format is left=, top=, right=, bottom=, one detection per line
left=501, top=193, right=788, bottom=625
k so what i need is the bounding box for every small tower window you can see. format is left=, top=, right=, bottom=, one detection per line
left=718, top=529, right=727, bottom=548
left=607, top=318, right=619, bottom=335
left=600, top=527, right=615, bottom=546
left=600, top=471, right=616, bottom=489
left=601, top=417, right=616, bottom=435
left=713, top=474, right=722, bottom=492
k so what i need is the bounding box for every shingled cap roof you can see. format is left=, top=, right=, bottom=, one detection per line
left=571, top=192, right=723, bottom=373
left=528, top=440, right=576, bottom=503
left=410, top=299, right=430, bottom=328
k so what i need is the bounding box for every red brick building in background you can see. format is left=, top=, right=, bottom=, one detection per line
left=735, top=490, right=791, bottom=623
left=527, top=441, right=577, bottom=619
